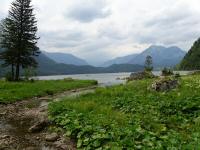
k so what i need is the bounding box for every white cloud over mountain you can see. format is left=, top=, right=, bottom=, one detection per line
left=0, top=0, right=200, bottom=65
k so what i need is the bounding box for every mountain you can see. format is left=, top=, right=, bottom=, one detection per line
left=129, top=45, right=186, bottom=68
left=179, top=38, right=200, bottom=70
left=43, top=51, right=88, bottom=66
left=0, top=49, right=144, bottom=76
left=36, top=53, right=144, bottom=75
left=102, top=45, right=186, bottom=68
left=103, top=64, right=144, bottom=73
left=102, top=54, right=138, bottom=67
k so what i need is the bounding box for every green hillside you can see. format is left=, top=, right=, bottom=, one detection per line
left=180, top=38, right=200, bottom=70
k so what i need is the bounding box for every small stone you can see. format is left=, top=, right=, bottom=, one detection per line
left=38, top=97, right=51, bottom=101
left=1, top=135, right=10, bottom=139
left=56, top=144, right=69, bottom=150
left=60, top=144, right=69, bottom=150
left=0, top=111, right=7, bottom=115
left=45, top=133, right=59, bottom=142
left=24, top=147, right=36, bottom=150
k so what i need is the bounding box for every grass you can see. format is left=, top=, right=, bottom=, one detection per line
left=49, top=75, right=200, bottom=149
left=0, top=79, right=97, bottom=103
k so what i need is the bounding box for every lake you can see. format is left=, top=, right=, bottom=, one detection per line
left=37, top=72, right=131, bottom=86
left=37, top=71, right=191, bottom=86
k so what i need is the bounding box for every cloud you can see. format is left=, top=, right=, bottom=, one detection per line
left=1, top=0, right=200, bottom=65
left=134, top=2, right=200, bottom=50
left=66, top=0, right=110, bottom=23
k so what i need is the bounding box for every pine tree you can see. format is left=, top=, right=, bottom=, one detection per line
left=145, top=55, right=153, bottom=72
left=0, top=0, right=40, bottom=81
left=180, top=38, right=200, bottom=70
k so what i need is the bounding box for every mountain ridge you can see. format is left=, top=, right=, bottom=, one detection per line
left=0, top=49, right=144, bottom=76
left=129, top=45, right=186, bottom=68
left=43, top=51, right=89, bottom=66
left=102, top=45, right=186, bottom=68
left=102, top=54, right=138, bottom=67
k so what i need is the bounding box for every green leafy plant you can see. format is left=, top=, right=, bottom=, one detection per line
left=49, top=75, right=200, bottom=149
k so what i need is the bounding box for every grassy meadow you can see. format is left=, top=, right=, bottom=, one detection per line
left=0, top=79, right=97, bottom=104
left=49, top=75, right=200, bottom=149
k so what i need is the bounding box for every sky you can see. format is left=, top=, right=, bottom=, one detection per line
left=1, top=0, right=200, bottom=65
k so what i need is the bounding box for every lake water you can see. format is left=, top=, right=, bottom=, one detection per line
left=37, top=72, right=131, bottom=86
left=37, top=71, right=191, bottom=86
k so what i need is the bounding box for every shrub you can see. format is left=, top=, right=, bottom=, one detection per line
left=174, top=73, right=181, bottom=78
left=128, top=71, right=155, bottom=81
left=5, top=72, right=13, bottom=81
left=162, top=68, right=174, bottom=76
left=24, top=67, right=37, bottom=81
left=64, top=78, right=74, bottom=81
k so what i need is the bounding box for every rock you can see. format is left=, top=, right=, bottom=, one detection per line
left=151, top=78, right=179, bottom=92
left=24, top=147, right=36, bottom=150
left=55, top=143, right=69, bottom=150
left=59, top=144, right=69, bottom=150
left=28, top=119, right=49, bottom=133
left=0, top=111, right=7, bottom=116
left=38, top=97, right=51, bottom=101
left=45, top=133, right=59, bottom=142
left=1, top=135, right=10, bottom=139
left=128, top=71, right=155, bottom=81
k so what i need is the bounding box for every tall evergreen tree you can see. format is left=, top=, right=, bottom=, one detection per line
left=0, top=0, right=40, bottom=81
left=145, top=55, right=153, bottom=71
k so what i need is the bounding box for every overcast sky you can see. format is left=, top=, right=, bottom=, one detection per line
left=1, top=0, right=200, bottom=65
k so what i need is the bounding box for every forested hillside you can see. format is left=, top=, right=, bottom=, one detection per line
left=180, top=38, right=200, bottom=70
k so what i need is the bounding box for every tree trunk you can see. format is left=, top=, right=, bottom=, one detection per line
left=11, top=64, right=14, bottom=81
left=15, top=63, right=20, bottom=81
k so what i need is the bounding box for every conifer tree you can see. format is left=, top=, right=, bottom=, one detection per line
left=180, top=38, right=200, bottom=70
left=145, top=55, right=153, bottom=72
left=0, top=0, right=40, bottom=81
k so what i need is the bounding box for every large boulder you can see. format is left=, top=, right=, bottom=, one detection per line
left=151, top=78, right=179, bottom=92
left=28, top=119, right=49, bottom=133
left=128, top=71, right=155, bottom=81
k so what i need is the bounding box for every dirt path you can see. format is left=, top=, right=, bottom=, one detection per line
left=0, top=86, right=96, bottom=150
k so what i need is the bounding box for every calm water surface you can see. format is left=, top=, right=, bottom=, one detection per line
left=37, top=71, right=191, bottom=86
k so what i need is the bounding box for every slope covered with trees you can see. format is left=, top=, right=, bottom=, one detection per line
left=180, top=38, right=200, bottom=70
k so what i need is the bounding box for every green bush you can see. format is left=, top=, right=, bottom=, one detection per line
left=5, top=72, right=13, bottom=81
left=24, top=67, right=37, bottom=81
left=162, top=68, right=174, bottom=76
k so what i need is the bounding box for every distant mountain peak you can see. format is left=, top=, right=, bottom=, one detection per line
left=102, top=53, right=138, bottom=67
left=102, top=45, right=186, bottom=68
left=149, top=45, right=165, bottom=49
left=129, top=45, right=186, bottom=68
left=43, top=51, right=89, bottom=66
